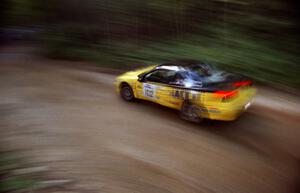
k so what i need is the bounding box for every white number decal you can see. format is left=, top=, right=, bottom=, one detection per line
left=143, top=83, right=157, bottom=99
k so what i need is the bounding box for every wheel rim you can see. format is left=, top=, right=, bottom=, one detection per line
left=122, top=87, right=133, bottom=100
left=182, top=103, right=201, bottom=122
left=186, top=105, right=198, bottom=119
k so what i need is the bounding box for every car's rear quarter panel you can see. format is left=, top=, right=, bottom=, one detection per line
left=197, top=87, right=256, bottom=120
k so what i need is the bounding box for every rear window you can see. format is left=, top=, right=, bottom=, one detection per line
left=188, top=64, right=215, bottom=77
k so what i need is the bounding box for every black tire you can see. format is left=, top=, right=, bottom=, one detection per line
left=120, top=84, right=135, bottom=101
left=180, top=100, right=203, bottom=123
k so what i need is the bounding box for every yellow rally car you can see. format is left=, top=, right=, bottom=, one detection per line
left=115, top=60, right=256, bottom=122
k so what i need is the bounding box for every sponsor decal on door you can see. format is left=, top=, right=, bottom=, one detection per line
left=143, top=83, right=157, bottom=99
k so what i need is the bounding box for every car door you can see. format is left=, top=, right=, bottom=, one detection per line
left=135, top=69, right=181, bottom=108
left=135, top=69, right=167, bottom=102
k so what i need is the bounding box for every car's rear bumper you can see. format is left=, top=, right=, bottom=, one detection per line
left=202, top=101, right=252, bottom=121
left=199, top=88, right=256, bottom=121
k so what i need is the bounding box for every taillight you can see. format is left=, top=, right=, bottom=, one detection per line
left=214, top=90, right=238, bottom=101
left=233, top=80, right=252, bottom=87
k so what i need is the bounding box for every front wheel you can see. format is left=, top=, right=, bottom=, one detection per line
left=180, top=100, right=203, bottom=123
left=120, top=84, right=135, bottom=101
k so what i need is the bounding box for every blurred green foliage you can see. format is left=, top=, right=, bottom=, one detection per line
left=2, top=0, right=300, bottom=88
left=0, top=154, right=37, bottom=192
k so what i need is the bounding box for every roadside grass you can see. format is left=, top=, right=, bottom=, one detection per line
left=0, top=153, right=38, bottom=192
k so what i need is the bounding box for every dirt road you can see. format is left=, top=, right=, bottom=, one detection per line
left=1, top=45, right=300, bottom=193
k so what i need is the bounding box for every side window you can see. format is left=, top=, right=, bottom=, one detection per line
left=145, top=69, right=176, bottom=84
left=169, top=72, right=185, bottom=86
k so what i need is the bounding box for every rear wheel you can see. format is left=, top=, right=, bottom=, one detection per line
left=180, top=100, right=203, bottom=123
left=120, top=84, right=135, bottom=101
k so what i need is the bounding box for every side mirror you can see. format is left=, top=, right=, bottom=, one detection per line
left=138, top=73, right=145, bottom=82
